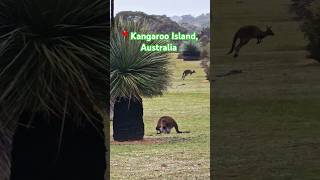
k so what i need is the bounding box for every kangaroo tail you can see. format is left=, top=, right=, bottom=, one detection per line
left=227, top=32, right=238, bottom=54
left=179, top=131, right=190, bottom=133
left=174, top=122, right=190, bottom=133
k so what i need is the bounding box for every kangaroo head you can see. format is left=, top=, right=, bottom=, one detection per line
left=265, top=26, right=274, bottom=36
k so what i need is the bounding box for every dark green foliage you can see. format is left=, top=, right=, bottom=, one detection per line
left=182, top=42, right=201, bottom=59
left=291, top=0, right=320, bottom=61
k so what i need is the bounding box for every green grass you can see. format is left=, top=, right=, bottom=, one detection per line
left=213, top=0, right=320, bottom=179
left=110, top=54, right=210, bottom=179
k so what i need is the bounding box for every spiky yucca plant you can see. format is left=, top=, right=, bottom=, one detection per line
left=0, top=0, right=108, bottom=125
left=111, top=18, right=171, bottom=141
left=0, top=0, right=109, bottom=179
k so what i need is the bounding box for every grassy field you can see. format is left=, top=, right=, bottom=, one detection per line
left=213, top=0, right=320, bottom=179
left=110, top=55, right=210, bottom=179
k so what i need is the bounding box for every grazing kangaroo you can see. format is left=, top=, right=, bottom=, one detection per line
left=182, top=69, right=195, bottom=80
left=156, top=116, right=190, bottom=134
left=227, top=25, right=274, bottom=57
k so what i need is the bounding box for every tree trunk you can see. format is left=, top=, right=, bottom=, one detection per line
left=0, top=127, right=13, bottom=180
left=113, top=97, right=144, bottom=141
left=10, top=110, right=107, bottom=180
left=111, top=0, right=114, bottom=25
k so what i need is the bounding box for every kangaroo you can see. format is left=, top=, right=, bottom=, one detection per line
left=182, top=69, right=196, bottom=80
left=227, top=25, right=274, bottom=58
left=156, top=116, right=190, bottom=134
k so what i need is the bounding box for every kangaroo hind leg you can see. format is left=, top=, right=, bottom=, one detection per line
left=234, top=39, right=249, bottom=58
left=257, top=38, right=262, bottom=44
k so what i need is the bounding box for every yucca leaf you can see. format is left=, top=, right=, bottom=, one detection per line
left=111, top=18, right=171, bottom=102
left=0, top=0, right=109, bottom=129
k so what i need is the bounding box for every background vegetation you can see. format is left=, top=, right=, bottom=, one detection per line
left=291, top=0, right=320, bottom=62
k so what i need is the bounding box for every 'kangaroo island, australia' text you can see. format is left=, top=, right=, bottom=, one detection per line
left=129, top=32, right=199, bottom=52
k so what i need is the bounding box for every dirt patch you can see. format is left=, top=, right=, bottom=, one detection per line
left=110, top=136, right=192, bottom=145
left=216, top=69, right=243, bottom=77
left=110, top=137, right=166, bottom=145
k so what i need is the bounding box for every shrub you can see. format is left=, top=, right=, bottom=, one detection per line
left=200, top=58, right=210, bottom=80
left=291, top=0, right=320, bottom=61
left=200, top=42, right=210, bottom=80
left=182, top=41, right=201, bottom=60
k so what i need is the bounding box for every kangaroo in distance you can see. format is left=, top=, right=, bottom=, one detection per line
left=182, top=69, right=195, bottom=80
left=227, top=25, right=274, bottom=57
left=156, top=116, right=190, bottom=134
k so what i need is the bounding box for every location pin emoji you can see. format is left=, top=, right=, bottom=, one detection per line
left=122, top=30, right=129, bottom=37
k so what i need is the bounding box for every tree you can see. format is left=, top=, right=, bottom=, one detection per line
left=0, top=0, right=109, bottom=179
left=111, top=18, right=171, bottom=141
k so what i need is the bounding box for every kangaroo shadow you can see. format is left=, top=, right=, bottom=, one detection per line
left=216, top=69, right=243, bottom=77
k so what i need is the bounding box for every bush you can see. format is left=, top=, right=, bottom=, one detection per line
left=200, top=58, right=210, bottom=80
left=182, top=42, right=201, bottom=60
left=201, top=49, right=209, bottom=59
left=291, top=0, right=320, bottom=61
left=200, top=42, right=210, bottom=80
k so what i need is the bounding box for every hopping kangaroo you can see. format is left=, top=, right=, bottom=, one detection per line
left=182, top=69, right=195, bottom=80
left=227, top=25, right=274, bottom=57
left=156, top=116, right=190, bottom=134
